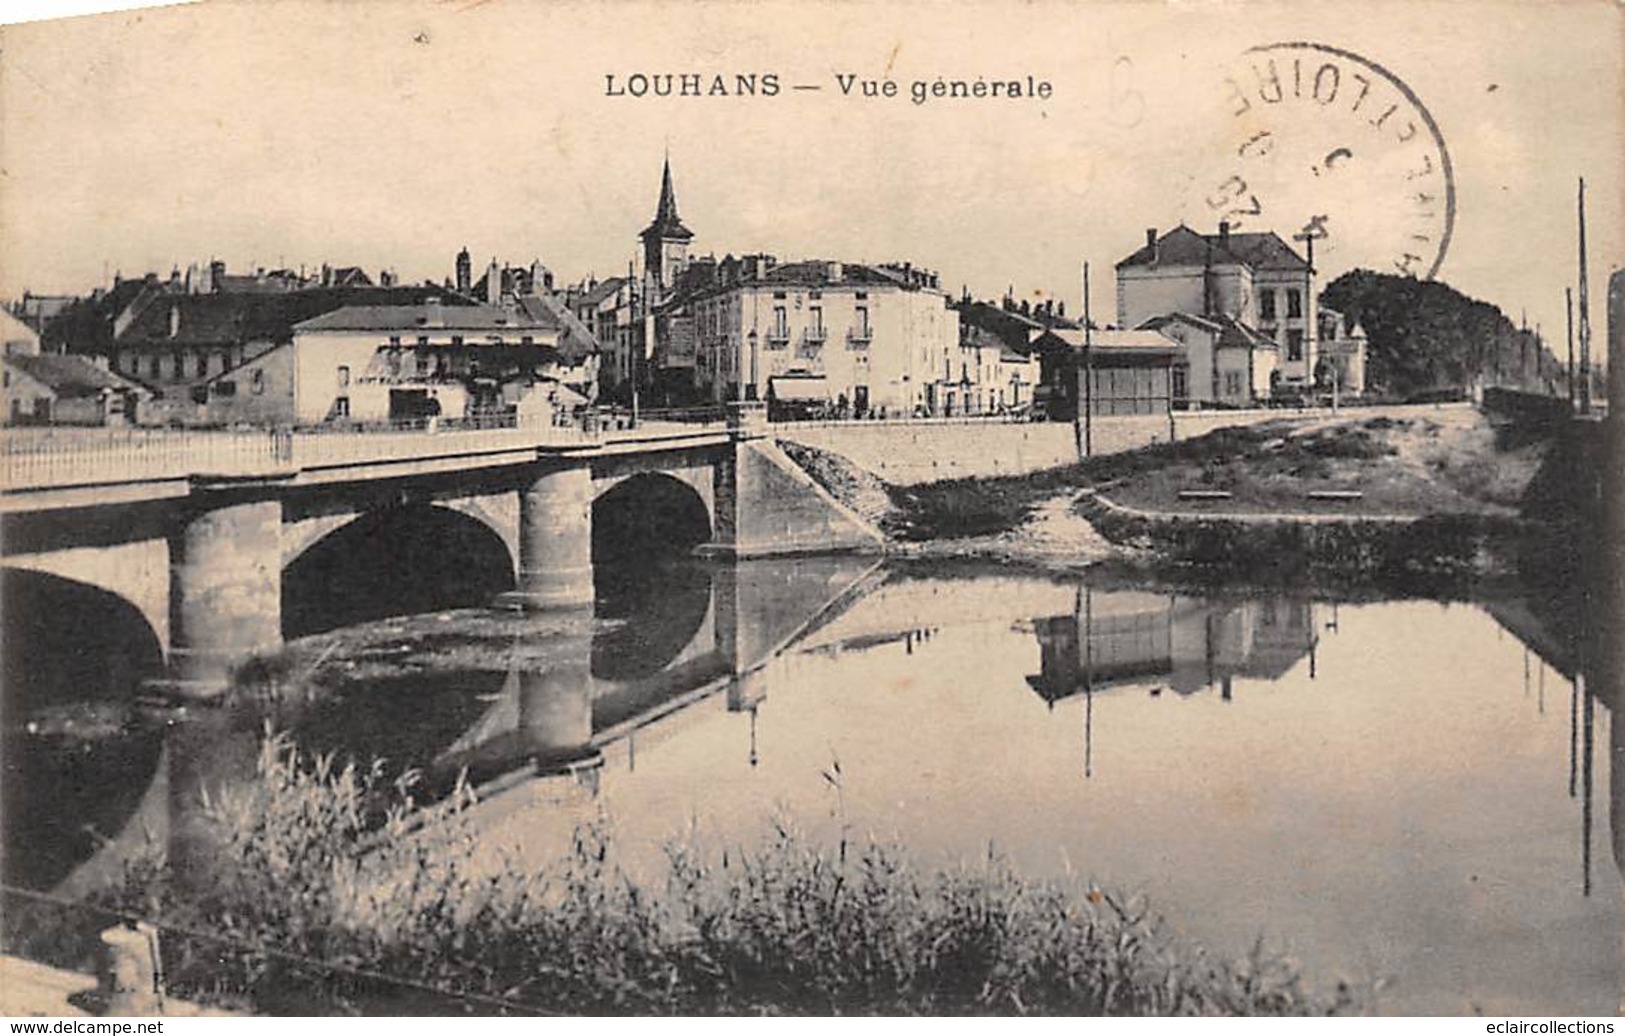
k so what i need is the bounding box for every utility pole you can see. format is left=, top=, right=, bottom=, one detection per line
left=1082, top=262, right=1093, bottom=457
left=1566, top=287, right=1576, bottom=408
left=627, top=258, right=641, bottom=428
left=1578, top=177, right=1592, bottom=415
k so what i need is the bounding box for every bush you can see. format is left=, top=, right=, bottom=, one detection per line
left=83, top=735, right=1367, bottom=1016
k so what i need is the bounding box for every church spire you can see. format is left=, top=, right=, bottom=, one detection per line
left=642, top=156, right=694, bottom=243
left=656, top=156, right=680, bottom=225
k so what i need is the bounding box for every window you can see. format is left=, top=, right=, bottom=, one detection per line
left=1259, top=289, right=1276, bottom=322
left=417, top=336, right=430, bottom=347
left=808, top=305, right=824, bottom=340
left=772, top=306, right=788, bottom=343
left=148, top=356, right=160, bottom=379
left=521, top=335, right=533, bottom=346
left=451, top=335, right=464, bottom=346
left=337, top=365, right=351, bottom=389
left=1224, top=371, right=1244, bottom=397
left=215, top=380, right=237, bottom=397
left=195, top=353, right=208, bottom=378
left=1286, top=289, right=1302, bottom=319
left=1287, top=330, right=1304, bottom=361
left=333, top=396, right=350, bottom=417
left=170, top=352, right=183, bottom=378
left=853, top=304, right=870, bottom=341
left=2, top=370, right=8, bottom=388
left=389, top=335, right=401, bottom=346
left=250, top=368, right=265, bottom=395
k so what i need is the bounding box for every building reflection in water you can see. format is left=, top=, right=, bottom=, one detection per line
left=1027, top=588, right=1320, bottom=777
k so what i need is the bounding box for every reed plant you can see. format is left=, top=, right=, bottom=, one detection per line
left=90, top=733, right=1368, bottom=1016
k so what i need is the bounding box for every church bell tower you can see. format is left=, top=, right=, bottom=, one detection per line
left=639, top=157, right=694, bottom=295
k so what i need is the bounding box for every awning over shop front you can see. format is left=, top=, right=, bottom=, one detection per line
left=768, top=375, right=831, bottom=402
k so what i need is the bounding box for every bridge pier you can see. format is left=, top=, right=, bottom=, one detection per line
left=504, top=465, right=595, bottom=610
left=518, top=617, right=599, bottom=774
left=163, top=496, right=283, bottom=699
left=704, top=401, right=883, bottom=558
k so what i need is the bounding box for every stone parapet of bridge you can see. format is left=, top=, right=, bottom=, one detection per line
left=2, top=416, right=885, bottom=701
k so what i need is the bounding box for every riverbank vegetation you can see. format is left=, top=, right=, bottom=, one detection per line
left=24, top=735, right=1366, bottom=1016
left=783, top=409, right=1560, bottom=586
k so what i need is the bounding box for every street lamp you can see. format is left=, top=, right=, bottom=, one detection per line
left=746, top=329, right=759, bottom=402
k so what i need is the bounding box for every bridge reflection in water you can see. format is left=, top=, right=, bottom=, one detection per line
left=4, top=548, right=1621, bottom=1013
left=2, top=553, right=884, bottom=896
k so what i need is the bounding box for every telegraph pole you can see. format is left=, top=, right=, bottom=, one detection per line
left=1082, top=262, right=1093, bottom=457
left=1567, top=287, right=1576, bottom=408
left=1578, top=177, right=1592, bottom=415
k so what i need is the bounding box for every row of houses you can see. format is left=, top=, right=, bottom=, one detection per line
left=4, top=265, right=600, bottom=428
left=564, top=160, right=1366, bottom=422
left=4, top=159, right=1366, bottom=428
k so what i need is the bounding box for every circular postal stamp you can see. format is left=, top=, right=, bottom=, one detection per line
left=1193, top=41, right=1455, bottom=280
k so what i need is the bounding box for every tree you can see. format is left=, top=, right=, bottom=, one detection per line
left=1321, top=270, right=1563, bottom=398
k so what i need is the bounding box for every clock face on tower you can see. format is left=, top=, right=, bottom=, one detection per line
left=1181, top=41, right=1455, bottom=283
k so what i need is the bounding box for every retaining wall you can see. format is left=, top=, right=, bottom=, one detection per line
left=775, top=403, right=1471, bottom=486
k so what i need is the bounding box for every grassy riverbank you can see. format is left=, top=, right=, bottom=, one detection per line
left=783, top=409, right=1558, bottom=584
left=14, top=735, right=1366, bottom=1017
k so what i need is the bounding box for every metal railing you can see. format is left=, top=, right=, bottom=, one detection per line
left=0, top=414, right=609, bottom=491
left=773, top=410, right=1039, bottom=429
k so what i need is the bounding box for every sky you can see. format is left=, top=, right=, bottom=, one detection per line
left=1, top=0, right=1620, bottom=351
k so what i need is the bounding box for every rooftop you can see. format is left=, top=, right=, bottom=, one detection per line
left=6, top=353, right=146, bottom=398
left=1037, top=327, right=1183, bottom=356
left=1116, top=224, right=1308, bottom=273
left=295, top=302, right=559, bottom=334
left=117, top=286, right=473, bottom=348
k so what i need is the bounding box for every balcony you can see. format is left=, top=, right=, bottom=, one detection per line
left=847, top=327, right=872, bottom=348
left=767, top=329, right=791, bottom=349
left=804, top=326, right=828, bottom=345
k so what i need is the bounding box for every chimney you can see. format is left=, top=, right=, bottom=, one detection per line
left=827, top=261, right=843, bottom=282
left=1219, top=221, right=1231, bottom=248
left=1146, top=227, right=1158, bottom=248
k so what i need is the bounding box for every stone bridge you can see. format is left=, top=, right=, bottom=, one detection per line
left=0, top=404, right=881, bottom=698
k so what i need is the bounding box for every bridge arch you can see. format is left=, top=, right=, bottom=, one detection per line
left=2, top=568, right=167, bottom=890
left=1, top=540, right=171, bottom=653
left=282, top=503, right=516, bottom=639
left=591, top=471, right=713, bottom=567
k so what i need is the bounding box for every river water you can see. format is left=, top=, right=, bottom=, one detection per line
left=5, top=558, right=1621, bottom=1015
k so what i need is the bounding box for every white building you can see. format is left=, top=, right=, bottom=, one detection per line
left=684, top=257, right=959, bottom=416
left=1116, top=222, right=1364, bottom=400
left=199, top=299, right=595, bottom=427
left=616, top=159, right=961, bottom=416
